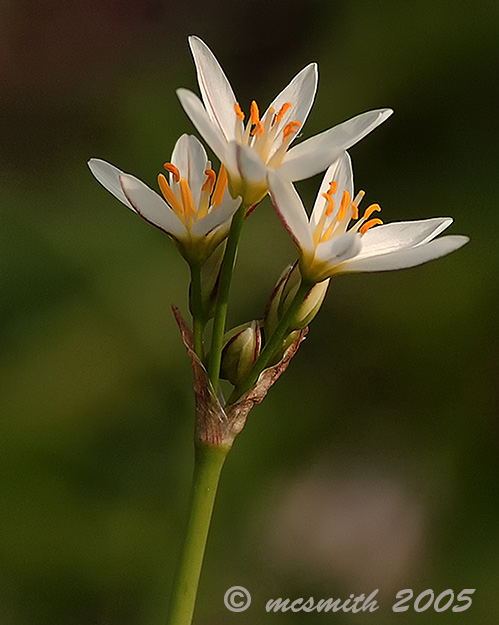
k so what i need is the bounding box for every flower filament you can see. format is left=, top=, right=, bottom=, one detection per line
left=313, top=181, right=383, bottom=247
left=157, top=162, right=228, bottom=227
left=234, top=100, right=301, bottom=166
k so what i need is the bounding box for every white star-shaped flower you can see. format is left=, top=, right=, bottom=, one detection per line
left=88, top=134, right=241, bottom=262
left=177, top=36, right=393, bottom=207
left=268, top=152, right=468, bottom=283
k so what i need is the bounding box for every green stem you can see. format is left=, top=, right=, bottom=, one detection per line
left=207, top=204, right=247, bottom=393
left=166, top=442, right=230, bottom=625
left=229, top=277, right=313, bottom=403
left=190, top=262, right=205, bottom=360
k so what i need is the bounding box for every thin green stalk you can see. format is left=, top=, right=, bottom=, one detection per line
left=207, top=204, right=247, bottom=393
left=229, top=278, right=314, bottom=403
left=166, top=442, right=230, bottom=625
left=190, top=262, right=205, bottom=360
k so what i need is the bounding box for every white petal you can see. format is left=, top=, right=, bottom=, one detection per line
left=191, top=196, right=241, bottom=238
left=170, top=134, right=209, bottom=208
left=355, top=218, right=453, bottom=259
left=278, top=108, right=393, bottom=181
left=88, top=159, right=133, bottom=209
left=267, top=170, right=314, bottom=253
left=119, top=174, right=186, bottom=239
left=310, top=152, right=354, bottom=226
left=263, top=63, right=318, bottom=156
left=176, top=88, right=229, bottom=164
left=338, top=235, right=469, bottom=273
left=315, top=231, right=362, bottom=265
left=188, top=36, right=239, bottom=141
left=235, top=143, right=266, bottom=184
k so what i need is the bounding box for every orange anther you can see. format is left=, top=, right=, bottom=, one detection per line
left=251, top=121, right=264, bottom=137
left=250, top=100, right=260, bottom=125
left=362, top=203, right=381, bottom=221
left=179, top=178, right=197, bottom=217
left=323, top=193, right=335, bottom=216
left=327, top=181, right=338, bottom=195
left=158, top=173, right=184, bottom=215
left=359, top=218, right=383, bottom=235
left=234, top=102, right=245, bottom=121
left=202, top=169, right=216, bottom=194
left=211, top=164, right=228, bottom=207
left=337, top=190, right=351, bottom=222
left=283, top=120, right=301, bottom=139
left=163, top=162, right=180, bottom=183
left=275, top=102, right=292, bottom=124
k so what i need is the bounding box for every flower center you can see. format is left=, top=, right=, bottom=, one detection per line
left=234, top=100, right=301, bottom=166
left=313, top=182, right=383, bottom=247
left=157, top=162, right=228, bottom=227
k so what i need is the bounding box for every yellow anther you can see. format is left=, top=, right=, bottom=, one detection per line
left=202, top=169, right=216, bottom=194
left=234, top=102, right=245, bottom=121
left=250, top=100, right=260, bottom=125
left=163, top=162, right=180, bottom=183
left=275, top=102, right=292, bottom=124
left=362, top=203, right=381, bottom=221
left=179, top=178, right=197, bottom=217
left=337, top=190, right=351, bottom=222
left=322, top=193, right=335, bottom=217
left=359, top=218, right=383, bottom=235
left=211, top=164, right=227, bottom=208
left=158, top=174, right=184, bottom=215
left=283, top=120, right=301, bottom=139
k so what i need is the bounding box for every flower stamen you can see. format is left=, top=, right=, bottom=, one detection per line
left=275, top=102, right=291, bottom=125
left=179, top=178, right=197, bottom=221
left=283, top=121, right=301, bottom=140
left=234, top=102, right=245, bottom=121
left=359, top=218, right=383, bottom=234
left=211, top=164, right=228, bottom=208
left=158, top=173, right=184, bottom=216
left=250, top=100, right=260, bottom=125
left=164, top=163, right=180, bottom=183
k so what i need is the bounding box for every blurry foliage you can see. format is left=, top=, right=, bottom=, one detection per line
left=1, top=0, right=498, bottom=623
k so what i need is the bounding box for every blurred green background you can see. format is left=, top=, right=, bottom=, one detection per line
left=1, top=1, right=497, bottom=623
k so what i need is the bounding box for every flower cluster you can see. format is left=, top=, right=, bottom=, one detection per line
left=88, top=36, right=468, bottom=426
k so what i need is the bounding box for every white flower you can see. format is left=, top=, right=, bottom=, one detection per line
left=267, top=152, right=468, bottom=283
left=88, top=134, right=241, bottom=262
left=177, top=36, right=393, bottom=207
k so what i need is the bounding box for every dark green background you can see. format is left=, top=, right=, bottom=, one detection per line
left=1, top=1, right=497, bottom=623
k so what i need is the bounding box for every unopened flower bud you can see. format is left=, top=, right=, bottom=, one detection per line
left=264, top=262, right=329, bottom=338
left=220, top=320, right=262, bottom=387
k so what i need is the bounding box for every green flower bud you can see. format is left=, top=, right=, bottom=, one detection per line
left=220, top=320, right=262, bottom=387
left=264, top=262, right=329, bottom=338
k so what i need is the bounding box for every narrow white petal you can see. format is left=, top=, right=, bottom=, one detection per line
left=88, top=159, right=133, bottom=209
left=278, top=108, right=393, bottom=181
left=267, top=170, right=315, bottom=253
left=119, top=174, right=186, bottom=239
left=188, top=36, right=239, bottom=141
left=170, top=134, right=209, bottom=208
left=338, top=235, right=469, bottom=273
left=315, top=231, right=362, bottom=265
left=235, top=144, right=266, bottom=184
left=176, top=88, right=229, bottom=164
left=310, top=152, right=354, bottom=226
left=355, top=218, right=453, bottom=259
left=263, top=63, right=318, bottom=155
left=191, top=196, right=241, bottom=238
